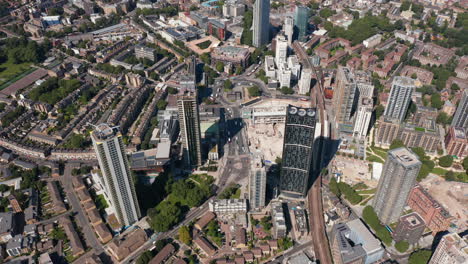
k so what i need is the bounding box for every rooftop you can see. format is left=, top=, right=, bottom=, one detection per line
left=393, top=76, right=416, bottom=87
left=389, top=147, right=421, bottom=167
left=346, top=219, right=383, bottom=254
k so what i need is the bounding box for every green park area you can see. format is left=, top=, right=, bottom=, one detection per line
left=0, top=61, right=33, bottom=90
left=196, top=40, right=212, bottom=50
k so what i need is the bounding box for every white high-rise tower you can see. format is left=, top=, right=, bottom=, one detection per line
left=91, top=124, right=141, bottom=227
left=275, top=35, right=288, bottom=66
left=284, top=16, right=294, bottom=45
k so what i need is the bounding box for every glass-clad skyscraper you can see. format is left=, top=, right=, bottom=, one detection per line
left=294, top=6, right=310, bottom=42
left=279, top=105, right=317, bottom=198
left=253, top=0, right=270, bottom=47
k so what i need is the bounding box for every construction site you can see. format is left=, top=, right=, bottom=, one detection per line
left=420, top=174, right=468, bottom=232
left=243, top=98, right=310, bottom=163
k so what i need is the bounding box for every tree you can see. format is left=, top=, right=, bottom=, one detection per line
left=417, top=164, right=431, bottom=181
left=200, top=53, right=210, bottom=65
left=136, top=251, right=154, bottom=264
left=215, top=61, right=224, bottom=72
left=439, top=155, right=454, bottom=168
left=375, top=105, right=385, bottom=119
left=411, top=147, right=426, bottom=160
left=313, top=16, right=322, bottom=25
left=154, top=240, right=167, bottom=252
left=445, top=171, right=456, bottom=181
left=148, top=201, right=182, bottom=232
left=390, top=139, right=405, bottom=150
left=179, top=226, right=192, bottom=245
left=280, top=86, right=294, bottom=95
left=329, top=177, right=340, bottom=197
left=248, top=86, right=261, bottom=97
left=51, top=228, right=67, bottom=241
left=362, top=206, right=392, bottom=245
left=463, top=157, right=468, bottom=174
left=224, top=79, right=233, bottom=90
left=0, top=184, right=9, bottom=193
left=395, top=241, right=409, bottom=253
left=408, top=250, right=432, bottom=264
left=430, top=94, right=443, bottom=109
left=319, top=8, right=335, bottom=18
left=157, top=100, right=168, bottom=110
left=436, top=112, right=450, bottom=125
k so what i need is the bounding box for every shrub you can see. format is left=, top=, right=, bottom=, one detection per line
left=395, top=240, right=409, bottom=253
left=438, top=155, right=453, bottom=168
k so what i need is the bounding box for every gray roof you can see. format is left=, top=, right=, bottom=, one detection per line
left=24, top=224, right=36, bottom=234
left=6, top=235, right=22, bottom=250
left=0, top=212, right=14, bottom=234
left=346, top=219, right=383, bottom=255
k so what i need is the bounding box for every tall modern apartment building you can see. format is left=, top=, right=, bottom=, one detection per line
left=253, top=0, right=270, bottom=47
left=249, top=152, right=267, bottom=210
left=333, top=67, right=359, bottom=124
left=429, top=232, right=468, bottom=264
left=294, top=5, right=310, bottom=42
left=451, top=89, right=468, bottom=129
left=279, top=105, right=317, bottom=198
left=353, top=104, right=373, bottom=138
left=275, top=34, right=288, bottom=65
left=91, top=124, right=141, bottom=227
left=177, top=93, right=202, bottom=167
left=284, top=16, right=294, bottom=44
left=298, top=68, right=312, bottom=95
left=384, top=76, right=415, bottom=122
left=373, top=147, right=421, bottom=224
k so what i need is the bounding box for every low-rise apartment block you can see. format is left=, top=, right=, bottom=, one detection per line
left=445, top=126, right=467, bottom=158
left=407, top=185, right=453, bottom=235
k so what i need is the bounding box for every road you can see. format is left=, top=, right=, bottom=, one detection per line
left=119, top=82, right=252, bottom=263
left=61, top=164, right=105, bottom=263
left=294, top=41, right=334, bottom=264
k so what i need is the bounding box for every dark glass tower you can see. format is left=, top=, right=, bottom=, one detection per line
left=279, top=105, right=317, bottom=198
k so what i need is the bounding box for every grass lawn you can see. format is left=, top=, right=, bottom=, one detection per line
left=232, top=188, right=241, bottom=199
left=454, top=172, right=468, bottom=183
left=431, top=167, right=448, bottom=175
left=358, top=188, right=376, bottom=195
left=366, top=154, right=385, bottom=163
left=196, top=40, right=212, bottom=50
left=359, top=195, right=374, bottom=206
left=0, top=61, right=32, bottom=87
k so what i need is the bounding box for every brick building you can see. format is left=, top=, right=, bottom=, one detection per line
left=393, top=212, right=426, bottom=244
left=445, top=126, right=467, bottom=159
left=407, top=185, right=453, bottom=235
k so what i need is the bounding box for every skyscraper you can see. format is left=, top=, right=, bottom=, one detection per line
left=429, top=232, right=468, bottom=264
left=275, top=34, right=288, bottom=66
left=178, top=93, right=202, bottom=167
left=333, top=67, right=359, bottom=124
left=249, top=152, right=266, bottom=210
left=451, top=89, right=468, bottom=129
left=253, top=0, right=270, bottom=47
left=279, top=105, right=317, bottom=198
left=384, top=76, right=415, bottom=123
left=353, top=100, right=373, bottom=138
left=91, top=124, right=141, bottom=227
left=284, top=16, right=294, bottom=44
left=373, top=147, right=421, bottom=224
left=294, top=5, right=310, bottom=42
left=298, top=68, right=312, bottom=95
